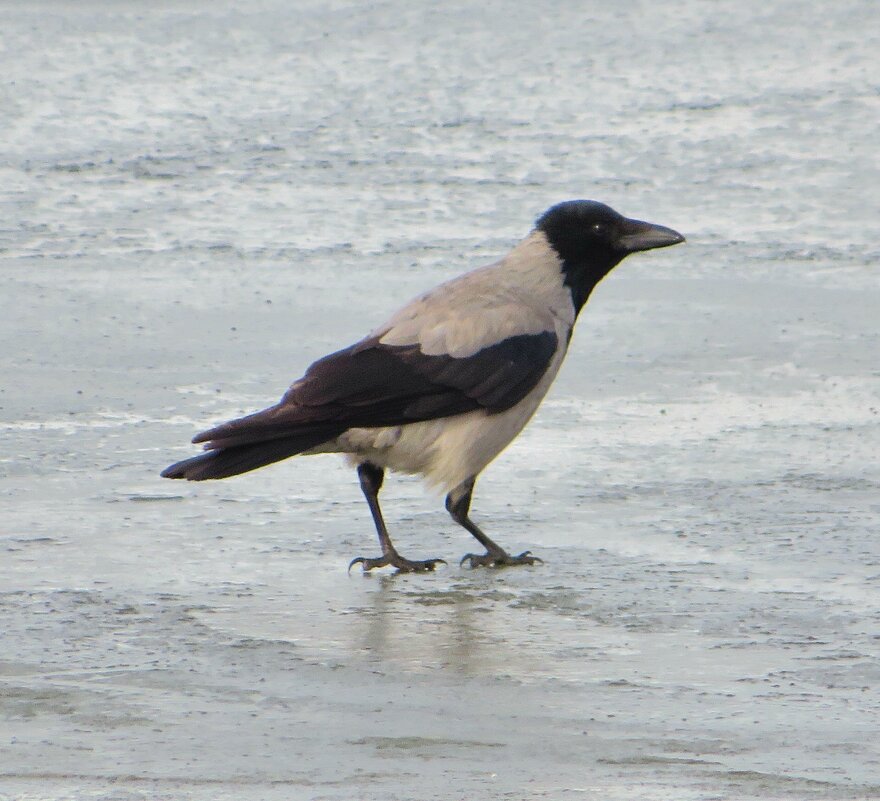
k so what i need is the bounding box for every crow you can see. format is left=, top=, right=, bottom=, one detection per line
left=162, top=200, right=684, bottom=572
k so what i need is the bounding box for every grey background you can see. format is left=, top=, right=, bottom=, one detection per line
left=1, top=1, right=878, bottom=799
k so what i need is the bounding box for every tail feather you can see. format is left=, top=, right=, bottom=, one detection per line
left=191, top=403, right=332, bottom=447
left=161, top=430, right=338, bottom=481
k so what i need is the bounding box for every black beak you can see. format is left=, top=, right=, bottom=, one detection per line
left=616, top=218, right=685, bottom=254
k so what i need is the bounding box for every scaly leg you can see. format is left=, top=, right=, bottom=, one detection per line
left=446, top=477, right=543, bottom=568
left=348, top=462, right=446, bottom=573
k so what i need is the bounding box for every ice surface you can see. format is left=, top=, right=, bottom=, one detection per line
left=1, top=1, right=878, bottom=799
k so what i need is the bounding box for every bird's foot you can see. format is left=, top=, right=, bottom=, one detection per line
left=459, top=549, right=544, bottom=569
left=348, top=551, right=447, bottom=574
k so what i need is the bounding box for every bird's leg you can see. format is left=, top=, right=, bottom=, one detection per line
left=447, top=477, right=543, bottom=568
left=348, top=462, right=446, bottom=574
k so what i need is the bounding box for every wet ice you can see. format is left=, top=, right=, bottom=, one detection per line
left=2, top=1, right=879, bottom=799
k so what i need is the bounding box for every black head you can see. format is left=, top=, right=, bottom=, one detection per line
left=536, top=200, right=684, bottom=312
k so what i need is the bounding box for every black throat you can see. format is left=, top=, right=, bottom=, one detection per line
left=541, top=233, right=623, bottom=316
left=559, top=255, right=622, bottom=315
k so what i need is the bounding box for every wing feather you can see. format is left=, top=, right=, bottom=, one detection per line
left=192, top=331, right=558, bottom=450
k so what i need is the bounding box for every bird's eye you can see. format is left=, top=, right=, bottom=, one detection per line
left=591, top=223, right=606, bottom=235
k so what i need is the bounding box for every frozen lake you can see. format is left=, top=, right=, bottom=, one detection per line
left=1, top=1, right=879, bottom=799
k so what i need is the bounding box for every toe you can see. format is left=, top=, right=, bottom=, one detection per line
left=348, top=556, right=368, bottom=573
left=397, top=557, right=447, bottom=573
left=349, top=553, right=448, bottom=574
left=459, top=550, right=543, bottom=568
left=514, top=551, right=544, bottom=565
left=348, top=555, right=388, bottom=572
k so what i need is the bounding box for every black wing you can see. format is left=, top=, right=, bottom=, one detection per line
left=192, top=331, right=558, bottom=449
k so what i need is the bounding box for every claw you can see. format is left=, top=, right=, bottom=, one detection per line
left=348, top=556, right=368, bottom=574
left=516, top=550, right=544, bottom=565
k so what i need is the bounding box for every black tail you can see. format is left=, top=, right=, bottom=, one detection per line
left=161, top=430, right=336, bottom=481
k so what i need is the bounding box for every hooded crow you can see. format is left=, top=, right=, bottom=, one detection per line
left=162, top=200, right=684, bottom=572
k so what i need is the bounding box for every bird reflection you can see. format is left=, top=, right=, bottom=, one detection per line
left=349, top=574, right=506, bottom=676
